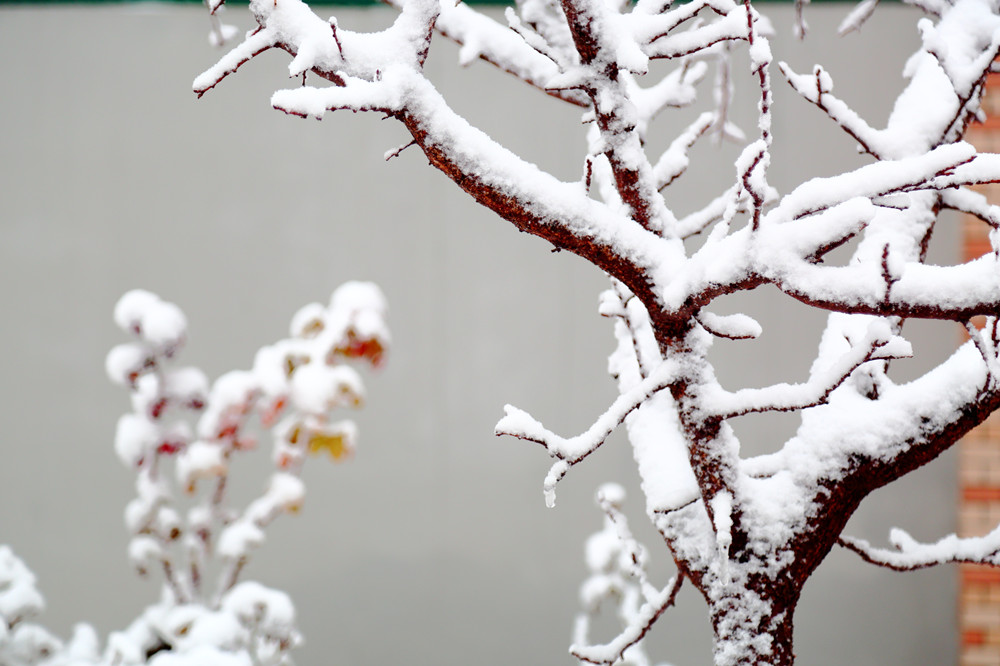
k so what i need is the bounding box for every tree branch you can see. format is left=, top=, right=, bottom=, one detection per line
left=706, top=319, right=911, bottom=419
left=570, top=573, right=684, bottom=665
left=941, top=187, right=1000, bottom=230
left=778, top=63, right=882, bottom=159
left=194, top=27, right=281, bottom=97
left=838, top=525, right=1000, bottom=572
left=495, top=360, right=676, bottom=503
left=384, top=0, right=590, bottom=106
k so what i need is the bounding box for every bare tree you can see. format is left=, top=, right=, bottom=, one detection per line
left=193, top=0, right=1000, bottom=662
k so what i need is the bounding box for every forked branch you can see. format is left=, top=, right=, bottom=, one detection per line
left=571, top=573, right=684, bottom=665
left=495, top=361, right=676, bottom=504
left=571, top=487, right=685, bottom=666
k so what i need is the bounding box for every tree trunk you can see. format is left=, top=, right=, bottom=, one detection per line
left=710, top=589, right=796, bottom=666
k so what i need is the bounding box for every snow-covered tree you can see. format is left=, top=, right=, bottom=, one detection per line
left=0, top=283, right=388, bottom=666
left=193, top=0, right=1000, bottom=663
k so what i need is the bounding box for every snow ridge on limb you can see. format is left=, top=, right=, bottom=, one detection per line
left=839, top=524, right=1000, bottom=570
left=194, top=27, right=280, bottom=97
left=941, top=186, right=1000, bottom=229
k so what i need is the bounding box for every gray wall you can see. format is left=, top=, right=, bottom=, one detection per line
left=0, top=4, right=959, bottom=665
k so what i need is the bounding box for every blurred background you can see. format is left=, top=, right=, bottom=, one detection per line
left=0, top=2, right=962, bottom=664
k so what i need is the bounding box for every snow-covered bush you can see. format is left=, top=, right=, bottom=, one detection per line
left=0, top=283, right=388, bottom=666
left=192, top=0, right=1000, bottom=663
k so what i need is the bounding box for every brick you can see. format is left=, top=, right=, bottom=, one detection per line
left=961, top=646, right=1000, bottom=666
left=963, top=487, right=1000, bottom=502
left=964, top=629, right=987, bottom=645
left=962, top=603, right=1000, bottom=629
left=962, top=567, right=1000, bottom=586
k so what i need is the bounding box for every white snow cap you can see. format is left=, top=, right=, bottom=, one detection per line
left=114, top=413, right=160, bottom=468
left=289, top=364, right=364, bottom=414
left=114, top=290, right=187, bottom=352
left=289, top=302, right=327, bottom=338
left=106, top=342, right=153, bottom=387
left=331, top=281, right=387, bottom=314
left=0, top=546, right=45, bottom=622
left=221, top=581, right=298, bottom=637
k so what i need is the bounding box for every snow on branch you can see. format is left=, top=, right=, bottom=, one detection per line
left=656, top=195, right=872, bottom=317
left=839, top=524, right=1000, bottom=571
left=764, top=142, right=977, bottom=224
left=653, top=111, right=716, bottom=190
left=631, top=60, right=708, bottom=130
left=195, top=0, right=438, bottom=102
left=272, top=71, right=405, bottom=119
left=675, top=185, right=749, bottom=239
left=765, top=242, right=1000, bottom=322
left=570, top=484, right=684, bottom=666
left=964, top=318, right=1000, bottom=390
left=905, top=0, right=947, bottom=17
left=787, top=0, right=1000, bottom=159
left=391, top=0, right=589, bottom=106
left=837, top=0, right=880, bottom=36
left=496, top=361, right=676, bottom=507
left=600, top=281, right=662, bottom=381
left=778, top=63, right=882, bottom=158
left=941, top=187, right=1000, bottom=230
left=705, top=319, right=912, bottom=419
left=634, top=0, right=752, bottom=61
left=916, top=7, right=1000, bottom=100
left=696, top=310, right=762, bottom=341
left=194, top=26, right=280, bottom=97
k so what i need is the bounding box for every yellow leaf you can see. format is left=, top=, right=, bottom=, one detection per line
left=307, top=431, right=350, bottom=461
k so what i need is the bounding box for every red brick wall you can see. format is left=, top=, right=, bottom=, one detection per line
left=959, top=75, right=1000, bottom=665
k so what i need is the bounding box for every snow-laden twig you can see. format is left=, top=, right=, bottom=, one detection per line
left=964, top=318, right=1000, bottom=390
left=496, top=361, right=676, bottom=505
left=387, top=0, right=588, bottom=106
left=495, top=360, right=676, bottom=460
left=837, top=0, right=880, bottom=36
left=572, top=574, right=683, bottom=665
left=779, top=63, right=882, bottom=158
left=194, top=27, right=280, bottom=97
left=639, top=2, right=752, bottom=60
left=744, top=0, right=774, bottom=170
left=570, top=485, right=684, bottom=666
left=600, top=281, right=661, bottom=380
left=765, top=142, right=976, bottom=223
left=838, top=524, right=1000, bottom=571
left=654, top=111, right=716, bottom=190
left=941, top=187, right=1000, bottom=230
left=631, top=60, right=708, bottom=131
left=271, top=71, right=406, bottom=119
left=505, top=7, right=565, bottom=70
left=629, top=0, right=735, bottom=43
left=706, top=319, right=911, bottom=419
left=696, top=310, right=762, bottom=341
left=675, top=185, right=748, bottom=239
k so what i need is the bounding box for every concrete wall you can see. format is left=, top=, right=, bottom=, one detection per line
left=0, top=3, right=959, bottom=665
